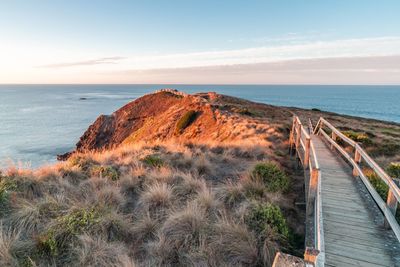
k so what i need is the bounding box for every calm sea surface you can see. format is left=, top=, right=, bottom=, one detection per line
left=0, top=85, right=399, bottom=168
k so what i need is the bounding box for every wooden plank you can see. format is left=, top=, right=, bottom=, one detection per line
left=324, top=232, right=389, bottom=250
left=323, top=208, right=372, bottom=221
left=323, top=194, right=365, bottom=204
left=324, top=217, right=379, bottom=230
left=322, top=198, right=368, bottom=209
left=324, top=231, right=389, bottom=246
left=324, top=223, right=383, bottom=236
left=322, top=203, right=370, bottom=213
left=325, top=252, right=392, bottom=267
left=326, top=237, right=393, bottom=255
left=324, top=213, right=376, bottom=226
left=325, top=243, right=393, bottom=264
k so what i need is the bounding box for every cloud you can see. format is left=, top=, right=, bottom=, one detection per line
left=118, top=37, right=400, bottom=70
left=3, top=36, right=400, bottom=84
left=40, top=56, right=125, bottom=68
left=110, top=55, right=400, bottom=84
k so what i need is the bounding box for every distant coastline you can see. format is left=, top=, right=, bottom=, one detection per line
left=0, top=85, right=399, bottom=167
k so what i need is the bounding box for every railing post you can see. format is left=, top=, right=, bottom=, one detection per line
left=314, top=118, right=323, bottom=135
left=307, top=168, right=319, bottom=216
left=289, top=117, right=296, bottom=155
left=295, top=122, right=301, bottom=151
left=304, top=247, right=320, bottom=267
left=384, top=182, right=399, bottom=229
left=353, top=146, right=362, bottom=176
left=304, top=137, right=311, bottom=169
left=330, top=131, right=337, bottom=150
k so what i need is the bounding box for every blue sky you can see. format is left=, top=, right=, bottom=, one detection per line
left=1, top=1, right=400, bottom=84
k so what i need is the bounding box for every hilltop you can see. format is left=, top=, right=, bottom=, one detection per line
left=0, top=89, right=399, bottom=267
left=59, top=89, right=292, bottom=159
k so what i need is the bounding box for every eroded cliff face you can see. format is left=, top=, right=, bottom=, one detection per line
left=58, top=89, right=291, bottom=160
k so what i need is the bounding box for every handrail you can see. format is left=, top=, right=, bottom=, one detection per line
left=315, top=118, right=400, bottom=241
left=314, top=117, right=356, bottom=147
left=290, top=116, right=324, bottom=266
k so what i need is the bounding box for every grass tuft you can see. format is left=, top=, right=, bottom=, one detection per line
left=77, top=235, right=134, bottom=267
left=139, top=183, right=173, bottom=213
left=211, top=220, right=259, bottom=266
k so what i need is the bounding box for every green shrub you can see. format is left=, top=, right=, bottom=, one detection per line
left=90, top=165, right=120, bottom=181
left=251, top=162, right=289, bottom=192
left=142, top=155, right=164, bottom=167
left=387, top=162, right=400, bottom=178
left=246, top=203, right=289, bottom=240
left=364, top=169, right=389, bottom=200
left=342, top=131, right=372, bottom=145
left=175, top=110, right=197, bottom=134
left=37, top=230, right=58, bottom=256
left=37, top=207, right=102, bottom=258
left=232, top=107, right=258, bottom=117
left=0, top=179, right=17, bottom=215
left=60, top=207, right=101, bottom=235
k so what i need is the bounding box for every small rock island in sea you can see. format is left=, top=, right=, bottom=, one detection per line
left=1, top=89, right=399, bottom=266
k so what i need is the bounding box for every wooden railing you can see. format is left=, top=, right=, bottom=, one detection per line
left=314, top=117, right=400, bottom=241
left=289, top=116, right=325, bottom=266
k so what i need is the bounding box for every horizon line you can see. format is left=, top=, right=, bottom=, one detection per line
left=1, top=83, right=400, bottom=86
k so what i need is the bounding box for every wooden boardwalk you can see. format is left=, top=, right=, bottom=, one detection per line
left=313, top=135, right=400, bottom=267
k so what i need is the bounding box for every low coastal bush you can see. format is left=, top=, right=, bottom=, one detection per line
left=246, top=203, right=290, bottom=240
left=343, top=131, right=372, bottom=145
left=0, top=179, right=17, bottom=215
left=37, top=207, right=102, bottom=258
left=387, top=162, right=400, bottom=178
left=90, top=165, right=120, bottom=181
left=251, top=162, right=289, bottom=192
left=141, top=155, right=163, bottom=168
left=364, top=168, right=389, bottom=200
left=175, top=110, right=197, bottom=134
left=232, top=107, right=258, bottom=117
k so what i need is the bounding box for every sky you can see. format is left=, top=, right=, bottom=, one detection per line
left=1, top=0, right=400, bottom=84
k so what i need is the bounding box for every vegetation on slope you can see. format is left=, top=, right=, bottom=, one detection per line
left=175, top=110, right=198, bottom=134
left=0, top=140, right=304, bottom=267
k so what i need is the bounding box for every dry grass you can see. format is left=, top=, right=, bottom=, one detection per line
left=0, top=225, right=21, bottom=266
left=0, top=139, right=303, bottom=266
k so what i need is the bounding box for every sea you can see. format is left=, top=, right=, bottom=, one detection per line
left=0, top=85, right=399, bottom=168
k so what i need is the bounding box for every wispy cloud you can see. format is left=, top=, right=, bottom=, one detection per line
left=40, top=56, right=125, bottom=68
left=120, top=37, right=400, bottom=70
left=111, top=55, right=400, bottom=84
left=5, top=36, right=400, bottom=84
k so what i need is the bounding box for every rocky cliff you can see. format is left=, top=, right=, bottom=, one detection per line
left=58, top=89, right=292, bottom=160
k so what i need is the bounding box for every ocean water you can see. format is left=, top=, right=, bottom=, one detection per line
left=0, top=85, right=399, bottom=168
